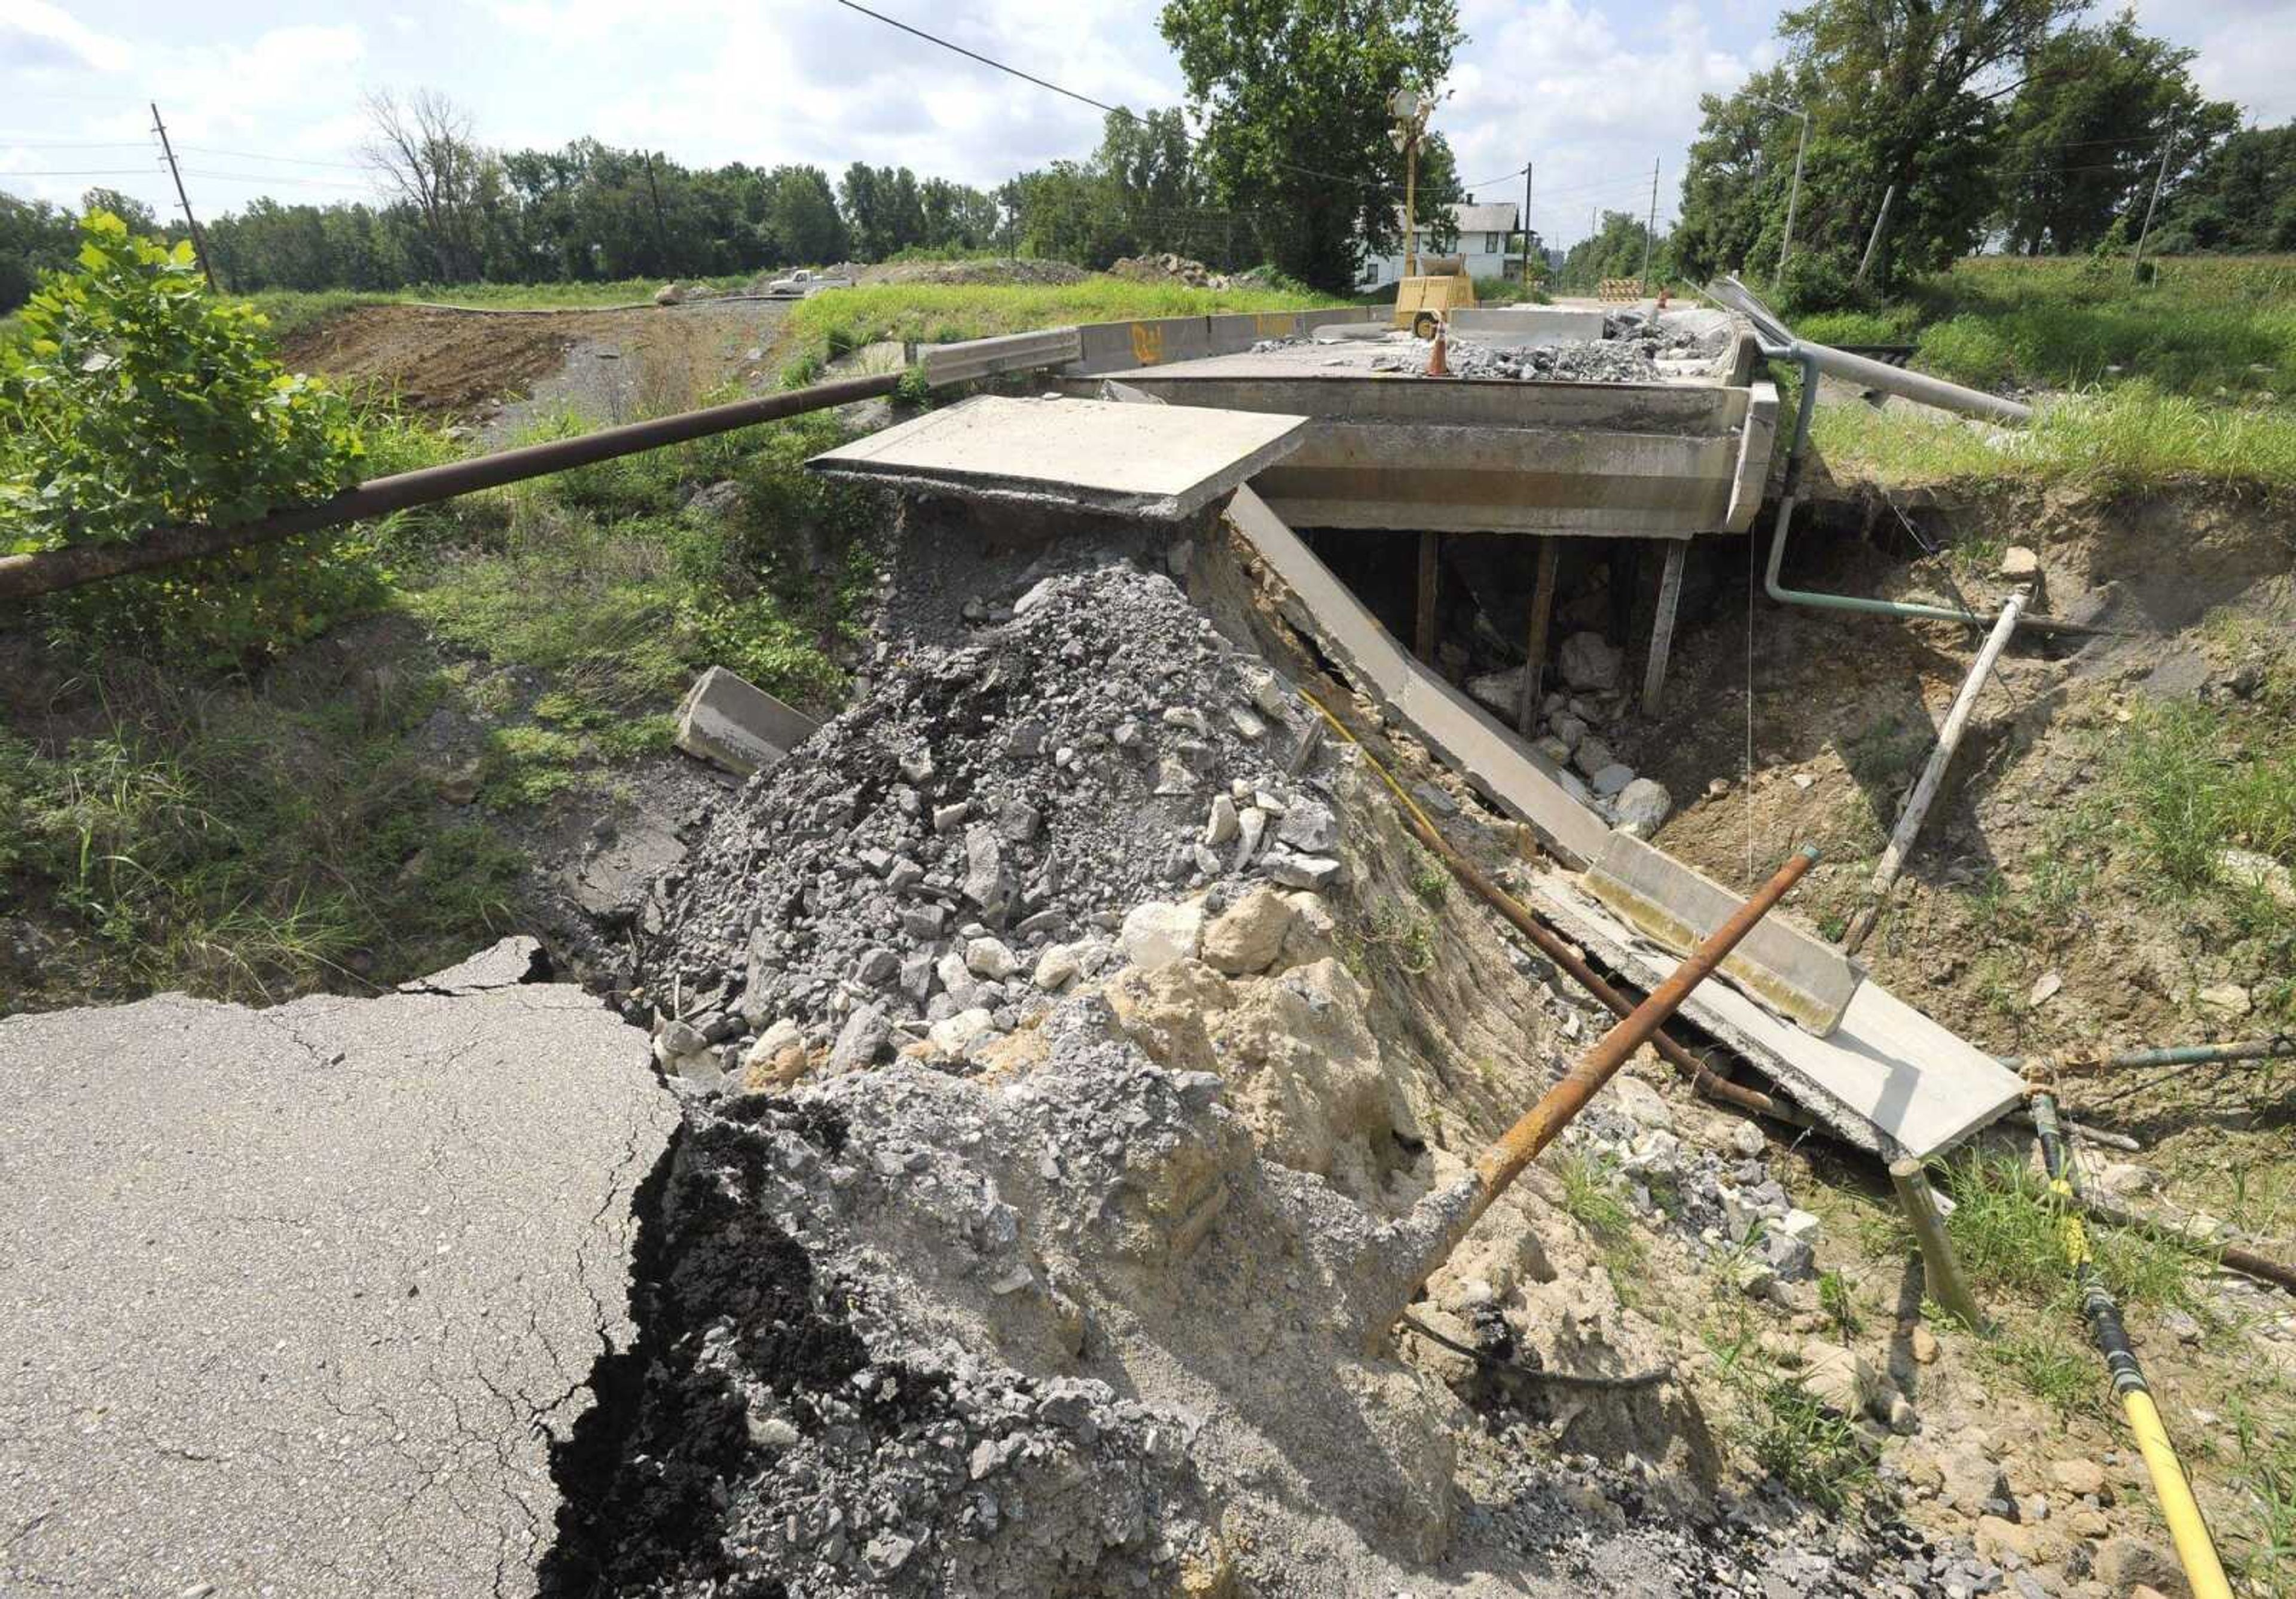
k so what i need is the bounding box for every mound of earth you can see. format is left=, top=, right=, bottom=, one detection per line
left=851, top=258, right=1094, bottom=287
left=1112, top=252, right=1233, bottom=289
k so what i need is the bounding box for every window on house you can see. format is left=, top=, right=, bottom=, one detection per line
left=1486, top=232, right=1499, bottom=254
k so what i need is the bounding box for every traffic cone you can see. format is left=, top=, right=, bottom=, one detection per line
left=1427, top=318, right=1450, bottom=377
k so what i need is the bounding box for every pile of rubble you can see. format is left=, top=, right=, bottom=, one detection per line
left=1110, top=252, right=1234, bottom=289
left=1465, top=629, right=1674, bottom=835
left=1430, top=335, right=1665, bottom=385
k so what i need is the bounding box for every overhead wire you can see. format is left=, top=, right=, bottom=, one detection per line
left=178, top=145, right=368, bottom=171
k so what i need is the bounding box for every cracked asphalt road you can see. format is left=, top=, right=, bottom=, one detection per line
left=0, top=939, right=676, bottom=1597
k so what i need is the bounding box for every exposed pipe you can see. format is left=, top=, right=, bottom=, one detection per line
left=0, top=371, right=905, bottom=603
left=2000, top=1036, right=2296, bottom=1076
left=1388, top=845, right=1816, bottom=1317
left=1758, top=341, right=2112, bottom=639
left=1841, top=584, right=2029, bottom=954
left=2031, top=1094, right=2235, bottom=1599
left=1297, top=691, right=1820, bottom=1132
left=1713, top=275, right=2032, bottom=424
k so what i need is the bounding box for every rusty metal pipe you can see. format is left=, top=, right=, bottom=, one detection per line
left=1390, top=845, right=1817, bottom=1311
left=0, top=371, right=903, bottom=603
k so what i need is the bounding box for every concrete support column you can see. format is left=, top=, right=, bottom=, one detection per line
left=1641, top=538, right=1689, bottom=716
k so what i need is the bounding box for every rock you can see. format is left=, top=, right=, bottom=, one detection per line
left=854, top=947, right=900, bottom=987
left=1033, top=944, right=1082, bottom=991
left=2093, top=1537, right=2183, bottom=1595
left=1228, top=707, right=1267, bottom=741
left=1589, top=763, right=1635, bottom=800
left=1777, top=1207, right=1822, bottom=1243
left=1940, top=1443, right=2010, bottom=1515
left=1559, top=631, right=1624, bottom=692
left=1204, top=794, right=1239, bottom=847
left=1611, top=1075, right=1674, bottom=1131
left=1571, top=737, right=1617, bottom=779
left=928, top=1008, right=996, bottom=1055
left=1119, top=901, right=1204, bottom=972
left=1233, top=806, right=1269, bottom=869
left=1974, top=1514, right=2042, bottom=1565
left=965, top=937, right=1021, bottom=980
left=997, top=800, right=1042, bottom=844
left=1201, top=886, right=1297, bottom=977
left=1796, top=1341, right=1880, bottom=1418
left=933, top=801, right=971, bottom=833
left=828, top=1003, right=890, bottom=1072
left=2029, top=971, right=2063, bottom=1007
left=1549, top=713, right=1588, bottom=751
left=1909, top=1323, right=1940, bottom=1365
left=2047, top=1458, right=2108, bottom=1501
left=1762, top=1228, right=1816, bottom=1280
left=2197, top=980, right=2251, bottom=1017
left=1534, top=736, right=1574, bottom=765
left=654, top=280, right=685, bottom=305
left=1276, top=799, right=1339, bottom=854
left=1729, top=1120, right=1766, bottom=1158
left=1266, top=853, right=1342, bottom=891
left=685, top=479, right=743, bottom=520
left=962, top=825, right=1014, bottom=919
left=2219, top=847, right=2296, bottom=908
left=1611, top=777, right=1672, bottom=837
left=2160, top=1306, right=2202, bottom=1344
left=2095, top=1161, right=2158, bottom=1199
left=1999, top=545, right=2040, bottom=580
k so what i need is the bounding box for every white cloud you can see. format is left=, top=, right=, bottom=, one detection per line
left=0, top=0, right=132, bottom=73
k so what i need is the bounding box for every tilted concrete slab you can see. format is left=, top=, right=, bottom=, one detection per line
left=808, top=394, right=1310, bottom=520
left=677, top=664, right=821, bottom=777
left=1588, top=831, right=1860, bottom=1035
left=1526, top=870, right=2026, bottom=1159
left=1447, top=306, right=1607, bottom=344
left=0, top=941, right=677, bottom=1598
left=1221, top=486, right=2025, bottom=1158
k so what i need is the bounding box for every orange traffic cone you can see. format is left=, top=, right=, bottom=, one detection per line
left=1427, top=318, right=1450, bottom=378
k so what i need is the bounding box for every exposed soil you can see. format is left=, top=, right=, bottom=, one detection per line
left=279, top=298, right=792, bottom=424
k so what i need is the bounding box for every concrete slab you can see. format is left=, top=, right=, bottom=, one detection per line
left=1588, top=831, right=1861, bottom=1035
left=809, top=394, right=1309, bottom=520
left=0, top=944, right=677, bottom=1597
left=676, top=664, right=821, bottom=777
left=1526, top=869, right=2025, bottom=1159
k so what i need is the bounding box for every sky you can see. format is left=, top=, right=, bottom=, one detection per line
left=5, top=0, right=2294, bottom=254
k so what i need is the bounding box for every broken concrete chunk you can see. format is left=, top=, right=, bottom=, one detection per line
left=1588, top=763, right=1635, bottom=799
left=928, top=1007, right=997, bottom=1055
left=1119, top=900, right=1204, bottom=971
left=1200, top=884, right=1297, bottom=977
left=1559, top=631, right=1623, bottom=692
left=1265, top=853, right=1342, bottom=891
left=829, top=1003, right=891, bottom=1072
left=1275, top=798, right=1338, bottom=854
left=965, top=937, right=1022, bottom=981
left=674, top=666, right=821, bottom=777
left=1203, top=794, right=1239, bottom=847
left=1999, top=545, right=2039, bottom=579
left=1233, top=806, right=1268, bottom=869
left=962, top=825, right=1014, bottom=918
left=1611, top=776, right=1671, bottom=836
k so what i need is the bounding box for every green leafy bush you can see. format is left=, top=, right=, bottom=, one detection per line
left=1, top=212, right=362, bottom=548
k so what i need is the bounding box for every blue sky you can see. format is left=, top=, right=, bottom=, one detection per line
left=5, top=0, right=2291, bottom=254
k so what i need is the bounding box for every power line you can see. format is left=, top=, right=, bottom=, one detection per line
left=179, top=168, right=372, bottom=190
left=831, top=0, right=1392, bottom=195
left=1462, top=164, right=1527, bottom=190
left=179, top=144, right=368, bottom=171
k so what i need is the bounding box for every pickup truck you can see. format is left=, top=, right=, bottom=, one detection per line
left=764, top=268, right=854, bottom=298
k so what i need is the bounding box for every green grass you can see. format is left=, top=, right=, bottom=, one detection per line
left=0, top=669, right=523, bottom=1009
left=1811, top=381, right=2296, bottom=493
left=1702, top=1319, right=1877, bottom=1511
left=2225, top=1389, right=2296, bottom=1594
left=1551, top=1146, right=1635, bottom=1241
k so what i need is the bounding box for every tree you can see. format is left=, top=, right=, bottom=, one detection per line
left=1993, top=11, right=2237, bottom=254
left=362, top=87, right=491, bottom=283
left=1564, top=209, right=1671, bottom=291
left=763, top=165, right=846, bottom=265
left=2151, top=122, right=2296, bottom=254
left=0, top=193, right=80, bottom=312
left=1159, top=0, right=1464, bottom=291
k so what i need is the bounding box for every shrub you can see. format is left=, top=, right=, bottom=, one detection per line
left=1, top=213, right=362, bottom=548
left=1776, top=249, right=1870, bottom=316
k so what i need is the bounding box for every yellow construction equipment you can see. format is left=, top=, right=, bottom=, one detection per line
left=1393, top=254, right=1476, bottom=338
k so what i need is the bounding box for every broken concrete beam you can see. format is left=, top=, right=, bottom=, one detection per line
left=676, top=665, right=820, bottom=777
left=0, top=945, right=677, bottom=1597
left=921, top=325, right=1083, bottom=386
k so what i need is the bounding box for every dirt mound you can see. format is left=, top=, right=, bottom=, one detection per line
left=854, top=258, right=1092, bottom=288
left=1111, top=252, right=1232, bottom=289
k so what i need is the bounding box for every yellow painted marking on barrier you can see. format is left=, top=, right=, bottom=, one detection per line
left=1129, top=322, right=1165, bottom=365
left=1254, top=313, right=1297, bottom=337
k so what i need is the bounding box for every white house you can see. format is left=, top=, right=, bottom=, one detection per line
left=1358, top=201, right=1522, bottom=288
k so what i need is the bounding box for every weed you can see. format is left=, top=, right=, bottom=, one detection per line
left=1363, top=902, right=1437, bottom=975
left=1409, top=844, right=1450, bottom=905
left=1702, top=1325, right=1877, bottom=1511
left=1818, top=1268, right=1862, bottom=1340
left=1938, top=1152, right=2196, bottom=1314
left=2225, top=1391, right=2296, bottom=1591
left=1980, top=1325, right=2098, bottom=1418
left=1550, top=1146, right=1635, bottom=1242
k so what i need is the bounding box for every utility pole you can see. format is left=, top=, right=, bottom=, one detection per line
left=149, top=102, right=218, bottom=293
left=1521, top=160, right=1534, bottom=289
left=1778, top=107, right=1809, bottom=285
left=1855, top=184, right=1896, bottom=287
left=2130, top=123, right=2176, bottom=283
left=1639, top=157, right=1658, bottom=295
left=642, top=151, right=670, bottom=266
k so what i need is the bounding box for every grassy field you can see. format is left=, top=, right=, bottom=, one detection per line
left=242, top=274, right=758, bottom=337
left=1793, top=255, right=2296, bottom=492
